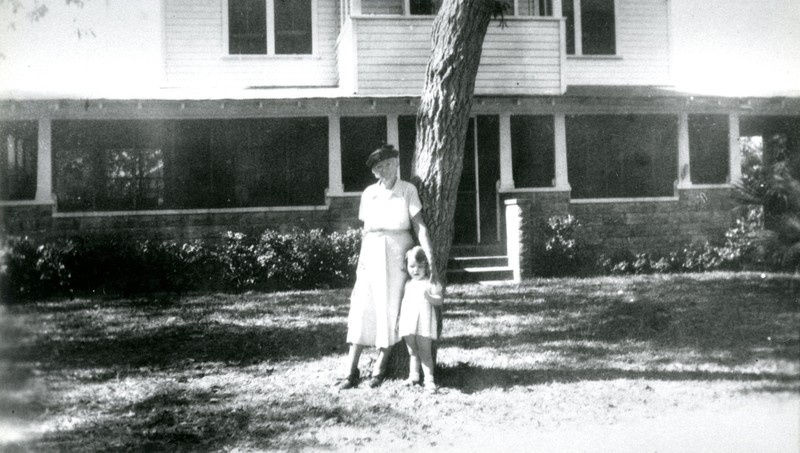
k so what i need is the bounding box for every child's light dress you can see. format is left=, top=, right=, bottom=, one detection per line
left=398, top=279, right=439, bottom=340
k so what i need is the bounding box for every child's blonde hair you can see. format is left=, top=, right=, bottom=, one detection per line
left=404, top=246, right=428, bottom=274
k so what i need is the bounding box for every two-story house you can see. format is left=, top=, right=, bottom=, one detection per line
left=2, top=0, right=799, bottom=277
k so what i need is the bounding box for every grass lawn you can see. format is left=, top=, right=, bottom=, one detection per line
left=1, top=272, right=798, bottom=452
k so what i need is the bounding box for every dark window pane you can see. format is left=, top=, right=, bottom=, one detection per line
left=567, top=114, right=678, bottom=198
left=563, top=0, right=575, bottom=54
left=410, top=0, right=440, bottom=15
left=398, top=115, right=416, bottom=181
left=689, top=114, right=729, bottom=184
left=341, top=116, right=387, bottom=192
left=275, top=0, right=312, bottom=54
left=511, top=115, right=555, bottom=188
left=229, top=0, right=267, bottom=54
left=0, top=121, right=37, bottom=201
left=53, top=118, right=328, bottom=211
left=519, top=0, right=553, bottom=16
left=581, top=0, right=615, bottom=55
left=53, top=120, right=169, bottom=211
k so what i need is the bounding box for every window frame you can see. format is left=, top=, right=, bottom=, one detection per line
left=564, top=0, right=619, bottom=57
left=222, top=0, right=317, bottom=57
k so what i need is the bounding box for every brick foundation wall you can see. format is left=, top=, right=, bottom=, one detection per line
left=504, top=187, right=738, bottom=279
left=2, top=195, right=363, bottom=241
left=1, top=204, right=54, bottom=238
left=570, top=187, right=737, bottom=254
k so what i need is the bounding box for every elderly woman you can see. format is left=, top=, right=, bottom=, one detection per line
left=338, top=144, right=438, bottom=389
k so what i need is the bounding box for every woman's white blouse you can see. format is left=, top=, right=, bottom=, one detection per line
left=359, top=180, right=422, bottom=231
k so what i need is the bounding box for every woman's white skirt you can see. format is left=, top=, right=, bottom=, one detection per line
left=346, top=230, right=413, bottom=348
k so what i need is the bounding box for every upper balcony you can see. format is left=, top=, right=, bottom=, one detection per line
left=336, top=0, right=566, bottom=97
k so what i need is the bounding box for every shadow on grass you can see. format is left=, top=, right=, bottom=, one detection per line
left=3, top=322, right=349, bottom=374
left=437, top=362, right=800, bottom=394
left=7, top=386, right=403, bottom=453
left=440, top=287, right=800, bottom=367
left=6, top=387, right=350, bottom=453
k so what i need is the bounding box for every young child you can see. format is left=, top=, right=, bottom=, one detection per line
left=398, top=246, right=443, bottom=392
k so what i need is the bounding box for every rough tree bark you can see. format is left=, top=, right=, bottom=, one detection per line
left=387, top=0, right=500, bottom=377
left=412, top=0, right=498, bottom=282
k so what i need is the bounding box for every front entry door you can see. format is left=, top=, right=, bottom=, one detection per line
left=453, top=116, right=500, bottom=245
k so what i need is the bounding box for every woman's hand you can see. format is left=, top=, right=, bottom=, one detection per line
left=426, top=281, right=443, bottom=306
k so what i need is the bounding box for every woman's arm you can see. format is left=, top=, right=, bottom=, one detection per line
left=410, top=213, right=439, bottom=283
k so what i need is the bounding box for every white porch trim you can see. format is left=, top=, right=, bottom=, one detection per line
left=35, top=118, right=53, bottom=203
left=553, top=113, right=570, bottom=190
left=728, top=112, right=741, bottom=185
left=328, top=114, right=344, bottom=196
left=677, top=111, right=691, bottom=188
left=498, top=113, right=514, bottom=190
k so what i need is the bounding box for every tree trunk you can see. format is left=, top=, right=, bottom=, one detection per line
left=387, top=0, right=496, bottom=379
left=412, top=0, right=496, bottom=283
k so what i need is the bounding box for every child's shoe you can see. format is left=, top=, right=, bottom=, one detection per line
left=423, top=379, right=437, bottom=394
left=404, top=373, right=421, bottom=386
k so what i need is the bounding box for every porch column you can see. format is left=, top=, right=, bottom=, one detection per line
left=498, top=113, right=514, bottom=191
left=728, top=112, right=741, bottom=185
left=677, top=112, right=691, bottom=188
left=552, top=0, right=562, bottom=17
left=386, top=114, right=399, bottom=148
left=35, top=118, right=53, bottom=203
left=386, top=113, right=401, bottom=177
left=553, top=114, right=570, bottom=190
left=328, top=115, right=344, bottom=196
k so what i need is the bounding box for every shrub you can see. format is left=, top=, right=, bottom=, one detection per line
left=0, top=228, right=362, bottom=302
left=535, top=214, right=592, bottom=277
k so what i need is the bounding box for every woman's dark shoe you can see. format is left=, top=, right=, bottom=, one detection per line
left=337, top=373, right=360, bottom=390
left=367, top=374, right=385, bottom=388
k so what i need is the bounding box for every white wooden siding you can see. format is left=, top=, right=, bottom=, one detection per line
left=565, top=0, right=670, bottom=86
left=353, top=17, right=563, bottom=96
left=163, top=0, right=339, bottom=88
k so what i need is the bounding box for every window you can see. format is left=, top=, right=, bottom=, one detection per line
left=0, top=121, right=37, bottom=201
left=563, top=0, right=615, bottom=55
left=518, top=0, right=553, bottom=16
left=104, top=148, right=165, bottom=210
left=227, top=0, right=313, bottom=55
left=567, top=115, right=678, bottom=198
left=340, top=116, right=387, bottom=192
left=511, top=115, right=555, bottom=188
left=53, top=118, right=328, bottom=211
left=409, top=0, right=440, bottom=15
left=689, top=114, right=729, bottom=184
left=54, top=121, right=169, bottom=211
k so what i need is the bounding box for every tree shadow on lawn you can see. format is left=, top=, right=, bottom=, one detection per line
left=436, top=362, right=800, bottom=394
left=9, top=386, right=369, bottom=453
left=439, top=296, right=800, bottom=368
left=3, top=322, right=349, bottom=375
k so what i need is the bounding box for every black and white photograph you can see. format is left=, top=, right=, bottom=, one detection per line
left=1, top=0, right=798, bottom=451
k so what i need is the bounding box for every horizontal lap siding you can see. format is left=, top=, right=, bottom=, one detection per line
left=164, top=0, right=339, bottom=88
left=566, top=0, right=670, bottom=86
left=355, top=18, right=562, bottom=96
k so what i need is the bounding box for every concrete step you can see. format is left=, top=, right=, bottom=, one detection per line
left=448, top=255, right=508, bottom=270
left=450, top=244, right=506, bottom=257
left=447, top=265, right=515, bottom=284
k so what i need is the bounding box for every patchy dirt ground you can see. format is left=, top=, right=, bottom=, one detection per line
left=1, top=272, right=798, bottom=452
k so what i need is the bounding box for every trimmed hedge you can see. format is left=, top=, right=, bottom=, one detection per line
left=0, top=228, right=362, bottom=302
left=536, top=207, right=784, bottom=277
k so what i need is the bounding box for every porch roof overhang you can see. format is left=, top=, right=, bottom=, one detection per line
left=2, top=85, right=799, bottom=119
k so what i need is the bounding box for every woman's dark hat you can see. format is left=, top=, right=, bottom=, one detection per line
left=366, top=144, right=399, bottom=168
